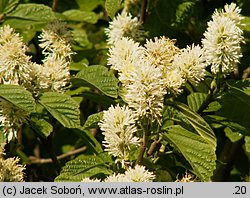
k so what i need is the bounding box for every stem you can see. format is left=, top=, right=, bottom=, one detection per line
left=33, top=129, right=61, bottom=174
left=216, top=65, right=223, bottom=91
left=197, top=66, right=223, bottom=114
left=212, top=138, right=244, bottom=181
left=136, top=118, right=151, bottom=165
left=197, top=91, right=213, bottom=114
left=52, top=0, right=59, bottom=11
left=0, top=13, right=5, bottom=22
left=139, top=0, right=148, bottom=23
left=136, top=144, right=146, bottom=165
left=17, top=127, right=23, bottom=145
left=147, top=127, right=160, bottom=156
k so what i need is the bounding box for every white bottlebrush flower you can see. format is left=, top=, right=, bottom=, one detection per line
left=39, top=20, right=73, bottom=61
left=29, top=57, right=70, bottom=95
left=144, top=36, right=179, bottom=70
left=0, top=139, right=5, bottom=156
left=202, top=14, right=244, bottom=75
left=29, top=21, right=73, bottom=95
left=105, top=165, right=155, bottom=182
left=123, top=165, right=155, bottom=182
left=0, top=99, right=28, bottom=141
left=0, top=25, right=31, bottom=85
left=98, top=105, right=139, bottom=166
left=105, top=173, right=130, bottom=182
left=172, top=44, right=206, bottom=84
left=105, top=12, right=142, bottom=45
left=162, top=68, right=184, bottom=95
left=81, top=178, right=101, bottom=182
left=217, top=3, right=244, bottom=26
left=107, top=37, right=144, bottom=83
left=176, top=172, right=195, bottom=182
left=0, top=157, right=25, bottom=182
left=125, top=63, right=166, bottom=123
left=0, top=115, right=17, bottom=141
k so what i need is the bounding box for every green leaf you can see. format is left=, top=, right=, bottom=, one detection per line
left=205, top=115, right=250, bottom=136
left=83, top=112, right=103, bottom=129
left=187, top=92, right=221, bottom=113
left=72, top=128, right=103, bottom=154
left=0, top=0, right=19, bottom=14
left=75, top=65, right=119, bottom=98
left=162, top=105, right=193, bottom=131
left=55, top=153, right=113, bottom=181
left=78, top=92, right=116, bottom=108
left=226, top=79, right=250, bottom=96
left=167, top=101, right=216, bottom=148
left=163, top=125, right=216, bottom=181
left=187, top=92, right=207, bottom=112
left=245, top=136, right=250, bottom=154
left=8, top=4, right=55, bottom=21
left=69, top=58, right=89, bottom=71
left=105, top=0, right=122, bottom=19
left=39, top=92, right=80, bottom=128
left=224, top=127, right=243, bottom=143
left=63, top=9, right=98, bottom=23
left=72, top=29, right=91, bottom=49
left=3, top=18, right=47, bottom=30
left=217, top=86, right=250, bottom=131
left=76, top=0, right=104, bottom=11
left=32, top=119, right=53, bottom=138
left=175, top=1, right=195, bottom=25
left=0, top=84, right=35, bottom=113
left=204, top=101, right=221, bottom=113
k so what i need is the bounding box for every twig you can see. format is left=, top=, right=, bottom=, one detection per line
left=197, top=92, right=213, bottom=114
left=136, top=144, right=146, bottom=165
left=17, top=127, right=23, bottom=146
left=147, top=139, right=159, bottom=156
left=29, top=146, right=87, bottom=164
left=139, top=0, right=148, bottom=23
left=136, top=119, right=151, bottom=165
left=31, top=125, right=61, bottom=173
left=52, top=0, right=59, bottom=11
left=242, top=67, right=250, bottom=79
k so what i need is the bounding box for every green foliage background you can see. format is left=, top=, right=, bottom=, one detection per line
left=0, top=0, right=250, bottom=182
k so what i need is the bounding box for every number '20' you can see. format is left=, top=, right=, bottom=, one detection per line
left=235, top=186, right=246, bottom=194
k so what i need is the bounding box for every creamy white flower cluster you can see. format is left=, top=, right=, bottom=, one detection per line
left=0, top=140, right=25, bottom=182
left=0, top=100, right=28, bottom=141
left=30, top=20, right=73, bottom=95
left=0, top=25, right=31, bottom=85
left=107, top=36, right=206, bottom=123
left=0, top=21, right=73, bottom=140
left=100, top=3, right=244, bottom=171
left=98, top=105, right=139, bottom=166
left=106, top=3, right=244, bottom=123
left=202, top=3, right=244, bottom=75
left=82, top=165, right=155, bottom=182
left=105, top=12, right=142, bottom=45
left=0, top=156, right=25, bottom=182
left=0, top=25, right=32, bottom=140
left=103, top=11, right=206, bottom=166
